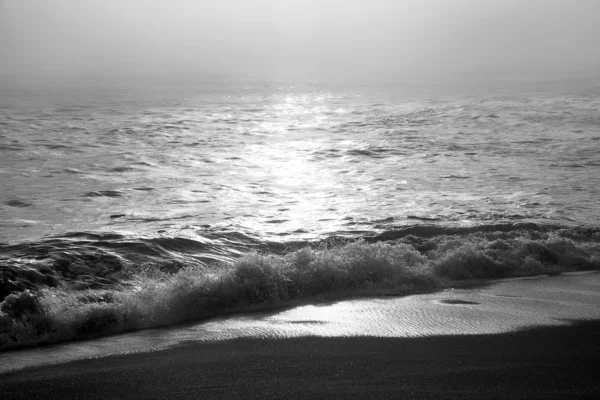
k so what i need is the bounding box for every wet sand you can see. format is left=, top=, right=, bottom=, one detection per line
left=1, top=272, right=600, bottom=398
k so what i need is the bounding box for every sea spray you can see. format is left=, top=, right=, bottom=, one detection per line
left=1, top=225, right=599, bottom=350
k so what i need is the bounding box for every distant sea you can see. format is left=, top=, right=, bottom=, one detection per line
left=1, top=76, right=599, bottom=349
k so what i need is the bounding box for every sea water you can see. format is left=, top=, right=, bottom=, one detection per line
left=1, top=76, right=599, bottom=349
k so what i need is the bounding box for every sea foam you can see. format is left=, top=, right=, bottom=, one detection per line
left=1, top=226, right=599, bottom=350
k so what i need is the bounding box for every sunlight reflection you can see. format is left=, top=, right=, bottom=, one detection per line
left=233, top=92, right=348, bottom=236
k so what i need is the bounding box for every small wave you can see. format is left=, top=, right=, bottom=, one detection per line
left=43, top=144, right=72, bottom=150
left=83, top=190, right=123, bottom=198
left=407, top=216, right=441, bottom=221
left=58, top=231, right=126, bottom=240
left=108, top=166, right=136, bottom=173
left=1, top=223, right=599, bottom=350
left=63, top=168, right=84, bottom=174
left=439, top=175, right=470, bottom=179
left=133, top=161, right=154, bottom=167
left=0, top=144, right=25, bottom=151
left=346, top=146, right=392, bottom=158
left=5, top=200, right=32, bottom=208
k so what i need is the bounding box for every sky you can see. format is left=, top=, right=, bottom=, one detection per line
left=1, top=0, right=599, bottom=82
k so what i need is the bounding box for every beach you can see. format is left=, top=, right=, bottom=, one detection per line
left=2, top=272, right=599, bottom=399
left=2, top=2, right=600, bottom=398
left=2, top=323, right=600, bottom=399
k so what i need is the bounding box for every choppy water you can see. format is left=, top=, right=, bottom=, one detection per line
left=3, top=78, right=600, bottom=242
left=1, top=77, right=600, bottom=349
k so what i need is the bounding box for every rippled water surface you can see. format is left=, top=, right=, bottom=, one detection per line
left=2, top=77, right=600, bottom=351
left=2, top=78, right=599, bottom=244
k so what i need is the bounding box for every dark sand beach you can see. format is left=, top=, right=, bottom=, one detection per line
left=2, top=273, right=600, bottom=399
left=1, top=321, right=599, bottom=399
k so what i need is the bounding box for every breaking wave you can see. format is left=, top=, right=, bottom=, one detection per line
left=1, top=223, right=599, bottom=350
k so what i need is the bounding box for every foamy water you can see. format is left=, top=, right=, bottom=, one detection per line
left=1, top=272, right=598, bottom=374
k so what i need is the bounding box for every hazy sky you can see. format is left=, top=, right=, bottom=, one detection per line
left=1, top=0, right=599, bottom=82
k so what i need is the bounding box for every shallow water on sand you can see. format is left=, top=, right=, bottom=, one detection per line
left=1, top=272, right=598, bottom=374
left=194, top=272, right=600, bottom=339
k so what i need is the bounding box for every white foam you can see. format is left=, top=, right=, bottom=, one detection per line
left=2, top=272, right=599, bottom=374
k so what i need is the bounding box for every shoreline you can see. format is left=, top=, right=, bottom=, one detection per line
left=1, top=271, right=599, bottom=375
left=2, top=320, right=599, bottom=399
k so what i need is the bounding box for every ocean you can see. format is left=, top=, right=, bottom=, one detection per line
left=1, top=76, right=599, bottom=350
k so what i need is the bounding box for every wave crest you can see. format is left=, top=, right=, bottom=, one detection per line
left=1, top=225, right=599, bottom=350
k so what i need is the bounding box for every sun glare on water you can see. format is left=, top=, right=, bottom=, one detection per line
left=234, top=93, right=351, bottom=236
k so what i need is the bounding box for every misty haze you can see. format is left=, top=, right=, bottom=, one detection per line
left=1, top=1, right=600, bottom=399
left=1, top=0, right=600, bottom=82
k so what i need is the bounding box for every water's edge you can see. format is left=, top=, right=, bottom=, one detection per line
left=1, top=223, right=599, bottom=351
